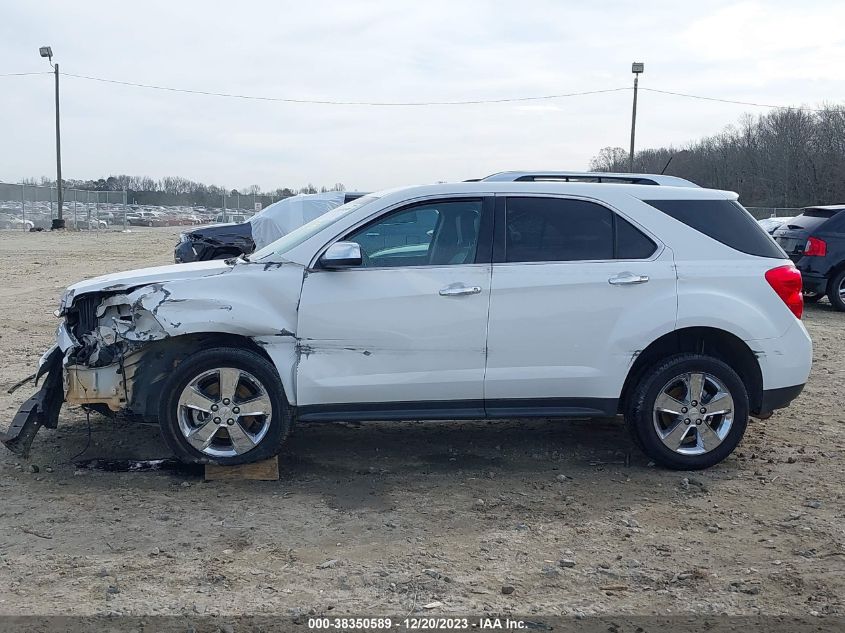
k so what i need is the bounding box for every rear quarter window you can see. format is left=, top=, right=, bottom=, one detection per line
left=644, top=199, right=785, bottom=259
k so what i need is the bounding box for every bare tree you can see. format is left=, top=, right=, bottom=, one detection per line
left=589, top=105, right=845, bottom=207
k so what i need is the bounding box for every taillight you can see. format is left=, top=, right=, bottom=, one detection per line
left=765, top=264, right=803, bottom=319
left=804, top=236, right=827, bottom=257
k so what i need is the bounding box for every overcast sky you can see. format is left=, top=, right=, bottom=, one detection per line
left=1, top=0, right=843, bottom=192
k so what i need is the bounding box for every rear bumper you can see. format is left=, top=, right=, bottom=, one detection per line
left=800, top=271, right=828, bottom=294
left=747, top=319, right=812, bottom=402
left=760, top=383, right=805, bottom=412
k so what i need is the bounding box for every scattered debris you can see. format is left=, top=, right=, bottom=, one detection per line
left=317, top=559, right=340, bottom=570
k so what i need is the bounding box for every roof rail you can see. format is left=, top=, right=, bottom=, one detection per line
left=478, top=171, right=699, bottom=188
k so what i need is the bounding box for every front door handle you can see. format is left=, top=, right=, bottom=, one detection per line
left=608, top=272, right=649, bottom=285
left=439, top=284, right=482, bottom=297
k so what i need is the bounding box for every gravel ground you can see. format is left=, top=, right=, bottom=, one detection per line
left=0, top=228, right=843, bottom=618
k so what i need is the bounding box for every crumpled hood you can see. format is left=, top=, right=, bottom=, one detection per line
left=190, top=222, right=251, bottom=241
left=61, top=259, right=234, bottom=310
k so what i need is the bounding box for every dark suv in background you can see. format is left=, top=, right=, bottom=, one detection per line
left=773, top=205, right=845, bottom=311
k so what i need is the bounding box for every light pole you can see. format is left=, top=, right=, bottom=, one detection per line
left=40, top=46, right=64, bottom=229
left=629, top=62, right=644, bottom=174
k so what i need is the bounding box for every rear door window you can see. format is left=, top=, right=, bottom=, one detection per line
left=645, top=199, right=785, bottom=259
left=505, top=197, right=613, bottom=262
left=503, top=197, right=656, bottom=262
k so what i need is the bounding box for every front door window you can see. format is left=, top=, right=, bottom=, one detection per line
left=344, top=200, right=482, bottom=267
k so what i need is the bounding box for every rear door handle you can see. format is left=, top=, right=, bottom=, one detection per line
left=439, top=284, right=482, bottom=297
left=608, top=272, right=649, bottom=285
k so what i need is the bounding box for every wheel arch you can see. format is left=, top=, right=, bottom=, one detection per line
left=129, top=332, right=284, bottom=419
left=620, top=327, right=763, bottom=415
left=825, top=260, right=845, bottom=289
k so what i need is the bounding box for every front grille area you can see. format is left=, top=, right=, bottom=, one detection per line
left=69, top=294, right=100, bottom=340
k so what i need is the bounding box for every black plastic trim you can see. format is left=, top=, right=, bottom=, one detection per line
left=297, top=400, right=485, bottom=422
left=759, top=384, right=805, bottom=413
left=296, top=397, right=618, bottom=423
left=485, top=398, right=618, bottom=418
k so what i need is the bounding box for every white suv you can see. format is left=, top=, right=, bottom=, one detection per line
left=4, top=181, right=812, bottom=470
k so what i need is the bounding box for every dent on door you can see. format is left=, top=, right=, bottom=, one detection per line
left=294, top=265, right=492, bottom=407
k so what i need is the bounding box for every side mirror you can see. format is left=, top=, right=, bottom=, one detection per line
left=319, top=241, right=363, bottom=268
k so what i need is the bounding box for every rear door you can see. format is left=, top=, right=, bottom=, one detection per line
left=484, top=195, right=677, bottom=416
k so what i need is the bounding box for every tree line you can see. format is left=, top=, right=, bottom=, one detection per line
left=21, top=175, right=347, bottom=209
left=589, top=104, right=845, bottom=208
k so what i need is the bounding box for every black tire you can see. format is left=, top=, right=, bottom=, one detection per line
left=802, top=290, right=824, bottom=304
left=827, top=269, right=845, bottom=312
left=625, top=354, right=749, bottom=470
left=157, top=347, right=292, bottom=465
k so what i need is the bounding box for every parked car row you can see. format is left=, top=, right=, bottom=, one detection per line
left=0, top=199, right=257, bottom=230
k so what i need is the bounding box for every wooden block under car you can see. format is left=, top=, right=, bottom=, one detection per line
left=204, top=455, right=279, bottom=481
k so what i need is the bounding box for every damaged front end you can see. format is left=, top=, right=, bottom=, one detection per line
left=3, top=258, right=304, bottom=459
left=2, top=285, right=172, bottom=457
left=1, top=347, right=63, bottom=456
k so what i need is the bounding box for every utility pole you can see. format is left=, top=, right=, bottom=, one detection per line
left=629, top=62, right=644, bottom=174
left=40, top=46, right=64, bottom=228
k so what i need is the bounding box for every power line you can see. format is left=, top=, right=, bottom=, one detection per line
left=2, top=69, right=837, bottom=112
left=61, top=73, right=630, bottom=106
left=0, top=71, right=52, bottom=77
left=640, top=87, right=829, bottom=113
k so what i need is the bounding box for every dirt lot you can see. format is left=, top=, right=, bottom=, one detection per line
left=0, top=228, right=843, bottom=618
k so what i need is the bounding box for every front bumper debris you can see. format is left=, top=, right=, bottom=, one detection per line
left=1, top=347, right=63, bottom=457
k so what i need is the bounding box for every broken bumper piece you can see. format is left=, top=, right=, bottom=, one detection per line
left=1, top=347, right=63, bottom=458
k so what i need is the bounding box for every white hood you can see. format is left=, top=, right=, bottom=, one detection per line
left=61, top=259, right=233, bottom=309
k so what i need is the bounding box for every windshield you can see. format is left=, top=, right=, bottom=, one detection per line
left=250, top=194, right=381, bottom=261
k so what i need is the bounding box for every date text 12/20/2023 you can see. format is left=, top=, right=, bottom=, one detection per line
left=307, top=617, right=529, bottom=630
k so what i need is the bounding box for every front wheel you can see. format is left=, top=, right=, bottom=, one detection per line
left=158, top=347, right=292, bottom=465
left=625, top=354, right=749, bottom=470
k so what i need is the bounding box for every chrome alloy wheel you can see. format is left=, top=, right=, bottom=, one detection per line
left=652, top=372, right=734, bottom=456
left=176, top=367, right=272, bottom=458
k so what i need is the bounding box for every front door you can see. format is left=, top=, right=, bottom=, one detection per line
left=296, top=196, right=494, bottom=414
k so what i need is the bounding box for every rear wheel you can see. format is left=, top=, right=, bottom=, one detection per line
left=625, top=354, right=748, bottom=470
left=827, top=269, right=845, bottom=312
left=158, top=347, right=291, bottom=465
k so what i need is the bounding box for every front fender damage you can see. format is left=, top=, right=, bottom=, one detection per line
left=3, top=262, right=303, bottom=457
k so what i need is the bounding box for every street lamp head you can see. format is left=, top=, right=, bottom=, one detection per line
left=39, top=46, right=53, bottom=60
left=632, top=62, right=644, bottom=74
